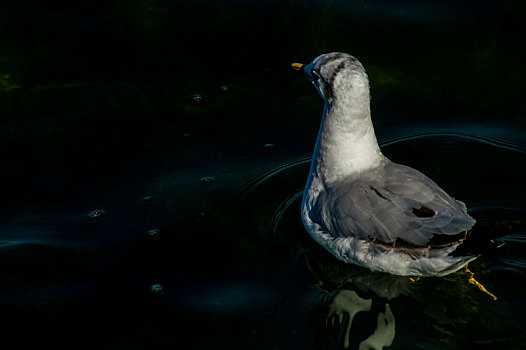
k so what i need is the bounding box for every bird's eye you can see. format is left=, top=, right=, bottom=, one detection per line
left=311, top=70, right=321, bottom=81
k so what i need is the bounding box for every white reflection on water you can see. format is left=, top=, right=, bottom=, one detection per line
left=359, top=304, right=395, bottom=350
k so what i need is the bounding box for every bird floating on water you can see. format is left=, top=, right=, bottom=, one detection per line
left=293, top=53, right=476, bottom=277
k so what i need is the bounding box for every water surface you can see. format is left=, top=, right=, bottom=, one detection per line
left=1, top=1, right=526, bottom=349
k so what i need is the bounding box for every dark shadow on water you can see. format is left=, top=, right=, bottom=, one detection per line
left=1, top=129, right=526, bottom=349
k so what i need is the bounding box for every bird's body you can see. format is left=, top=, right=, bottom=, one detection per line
left=297, top=53, right=476, bottom=276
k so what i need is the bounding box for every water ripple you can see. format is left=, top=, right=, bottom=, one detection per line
left=379, top=132, right=526, bottom=154
left=500, top=258, right=526, bottom=270
left=499, top=234, right=526, bottom=244
left=239, top=130, right=526, bottom=196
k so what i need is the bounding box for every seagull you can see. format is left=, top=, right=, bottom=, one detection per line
left=292, top=53, right=476, bottom=277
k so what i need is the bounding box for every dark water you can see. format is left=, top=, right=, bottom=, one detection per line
left=1, top=1, right=526, bottom=349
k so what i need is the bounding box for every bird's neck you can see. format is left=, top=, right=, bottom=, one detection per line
left=309, top=96, right=384, bottom=185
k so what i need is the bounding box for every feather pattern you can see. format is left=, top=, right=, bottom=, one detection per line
left=296, top=52, right=477, bottom=276
left=315, top=161, right=475, bottom=247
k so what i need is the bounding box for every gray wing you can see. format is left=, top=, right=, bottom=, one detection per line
left=315, top=162, right=475, bottom=246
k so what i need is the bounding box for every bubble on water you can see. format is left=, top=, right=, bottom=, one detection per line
left=220, top=85, right=229, bottom=92
left=183, top=133, right=191, bottom=137
left=147, top=229, right=160, bottom=237
left=263, top=143, right=274, bottom=148
left=150, top=284, right=164, bottom=294
left=192, top=93, right=204, bottom=103
left=143, top=195, right=153, bottom=201
left=200, top=176, right=215, bottom=184
left=87, top=209, right=106, bottom=219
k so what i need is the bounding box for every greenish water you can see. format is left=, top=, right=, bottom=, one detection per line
left=1, top=1, right=526, bottom=349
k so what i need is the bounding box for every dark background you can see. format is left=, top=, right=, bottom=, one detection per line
left=1, top=1, right=526, bottom=349
left=2, top=0, right=526, bottom=211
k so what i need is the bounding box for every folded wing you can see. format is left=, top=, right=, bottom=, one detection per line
left=315, top=162, right=475, bottom=246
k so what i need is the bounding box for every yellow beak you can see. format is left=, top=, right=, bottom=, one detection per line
left=291, top=62, right=305, bottom=71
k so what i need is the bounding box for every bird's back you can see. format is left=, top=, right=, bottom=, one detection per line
left=312, top=161, right=476, bottom=247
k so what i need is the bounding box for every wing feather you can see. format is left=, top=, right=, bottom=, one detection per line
left=315, top=162, right=475, bottom=246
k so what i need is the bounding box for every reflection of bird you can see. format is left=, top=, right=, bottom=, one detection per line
left=304, top=246, right=500, bottom=349
left=359, top=304, right=395, bottom=350
left=323, top=289, right=395, bottom=349
left=293, top=53, right=476, bottom=276
left=326, top=290, right=372, bottom=349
